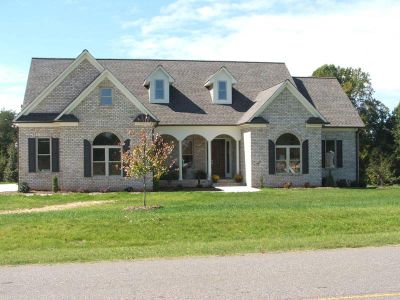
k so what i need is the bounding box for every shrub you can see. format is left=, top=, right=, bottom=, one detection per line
left=211, top=174, right=220, bottom=183
left=4, top=143, right=18, bottom=182
left=234, top=174, right=243, bottom=183
left=366, top=154, right=395, bottom=186
left=326, top=170, right=335, bottom=187
left=18, top=182, right=30, bottom=193
left=153, top=178, right=160, bottom=191
left=304, top=182, right=311, bottom=188
left=336, top=179, right=350, bottom=188
left=124, top=186, right=134, bottom=192
left=160, top=169, right=179, bottom=181
left=196, top=170, right=207, bottom=180
left=283, top=181, right=292, bottom=189
left=259, top=176, right=264, bottom=188
left=52, top=176, right=59, bottom=193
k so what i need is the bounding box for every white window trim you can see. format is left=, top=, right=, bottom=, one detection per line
left=92, top=145, right=122, bottom=177
left=36, top=137, right=52, bottom=172
left=100, top=88, right=113, bottom=106
left=275, top=145, right=302, bottom=175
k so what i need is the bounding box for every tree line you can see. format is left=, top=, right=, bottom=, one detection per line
left=313, top=65, right=400, bottom=185
left=0, top=110, right=18, bottom=182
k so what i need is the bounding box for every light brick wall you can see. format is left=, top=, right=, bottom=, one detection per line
left=247, top=87, right=323, bottom=187
left=33, top=59, right=100, bottom=113
left=19, top=78, right=153, bottom=191
left=322, top=129, right=357, bottom=182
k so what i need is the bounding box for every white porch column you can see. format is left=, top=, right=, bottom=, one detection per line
left=236, top=139, right=240, bottom=174
left=178, top=139, right=183, bottom=181
left=207, top=139, right=212, bottom=180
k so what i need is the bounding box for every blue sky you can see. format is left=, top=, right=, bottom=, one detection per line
left=1, top=0, right=399, bottom=112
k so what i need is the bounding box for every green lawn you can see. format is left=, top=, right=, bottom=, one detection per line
left=1, top=187, right=400, bottom=265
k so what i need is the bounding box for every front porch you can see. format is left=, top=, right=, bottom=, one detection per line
left=155, top=126, right=242, bottom=182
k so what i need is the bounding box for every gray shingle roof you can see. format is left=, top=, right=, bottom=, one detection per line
left=293, top=77, right=364, bottom=127
left=22, top=57, right=364, bottom=127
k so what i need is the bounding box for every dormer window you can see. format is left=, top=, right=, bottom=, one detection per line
left=218, top=81, right=227, bottom=100
left=155, top=79, right=165, bottom=100
left=100, top=88, right=112, bottom=106
left=143, top=65, right=174, bottom=104
left=204, top=67, right=237, bottom=105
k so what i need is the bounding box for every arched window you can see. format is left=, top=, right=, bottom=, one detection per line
left=92, top=132, right=122, bottom=176
left=275, top=133, right=301, bottom=174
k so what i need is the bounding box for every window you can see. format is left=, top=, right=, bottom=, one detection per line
left=275, top=133, right=301, bottom=174
left=218, top=81, right=227, bottom=100
left=324, top=140, right=336, bottom=168
left=155, top=79, right=164, bottom=100
left=100, top=88, right=112, bottom=106
left=37, top=138, right=51, bottom=171
left=92, top=132, right=121, bottom=176
left=182, top=137, right=193, bottom=167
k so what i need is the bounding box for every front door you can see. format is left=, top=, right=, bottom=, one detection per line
left=211, top=139, right=225, bottom=177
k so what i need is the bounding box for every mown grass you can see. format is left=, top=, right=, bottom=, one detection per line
left=0, top=187, right=399, bottom=265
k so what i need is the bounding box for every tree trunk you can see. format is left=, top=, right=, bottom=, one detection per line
left=143, top=175, right=147, bottom=207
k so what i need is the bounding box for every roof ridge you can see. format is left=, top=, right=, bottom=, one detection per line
left=32, top=57, right=286, bottom=64
left=293, top=76, right=337, bottom=79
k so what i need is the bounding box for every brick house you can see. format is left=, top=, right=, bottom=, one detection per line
left=14, top=50, right=364, bottom=191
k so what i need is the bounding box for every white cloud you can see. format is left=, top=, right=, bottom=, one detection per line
left=117, top=0, right=400, bottom=108
left=0, top=65, right=26, bottom=112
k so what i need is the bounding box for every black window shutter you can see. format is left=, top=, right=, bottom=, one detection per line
left=28, top=138, right=36, bottom=173
left=321, top=140, right=326, bottom=168
left=84, top=139, right=92, bottom=177
left=302, top=140, right=309, bottom=174
left=122, top=139, right=130, bottom=177
left=336, top=140, right=343, bottom=168
left=123, top=139, right=130, bottom=153
left=268, top=140, right=275, bottom=175
left=51, top=138, right=60, bottom=172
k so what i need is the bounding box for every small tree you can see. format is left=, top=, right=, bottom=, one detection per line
left=4, top=142, right=18, bottom=182
left=366, top=153, right=395, bottom=186
left=122, top=128, right=175, bottom=207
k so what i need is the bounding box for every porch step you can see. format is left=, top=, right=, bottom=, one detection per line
left=213, top=179, right=245, bottom=187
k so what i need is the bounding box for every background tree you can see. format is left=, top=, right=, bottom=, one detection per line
left=122, top=129, right=174, bottom=207
left=312, top=65, right=396, bottom=185
left=0, top=110, right=17, bottom=182
left=392, top=102, right=400, bottom=178
left=4, top=142, right=18, bottom=182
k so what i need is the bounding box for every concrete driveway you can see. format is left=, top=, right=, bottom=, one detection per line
left=0, top=183, right=17, bottom=193
left=1, top=246, right=400, bottom=299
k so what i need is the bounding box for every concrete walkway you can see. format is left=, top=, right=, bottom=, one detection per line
left=216, top=186, right=260, bottom=192
left=0, top=183, right=17, bottom=193
left=1, top=246, right=400, bottom=299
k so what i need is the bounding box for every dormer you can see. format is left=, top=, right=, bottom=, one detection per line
left=143, top=65, right=174, bottom=103
left=204, top=67, right=237, bottom=104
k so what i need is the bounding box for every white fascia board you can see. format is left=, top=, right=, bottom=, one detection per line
left=251, top=81, right=328, bottom=123
left=15, top=122, right=79, bottom=128
left=204, top=66, right=237, bottom=87
left=56, top=69, right=157, bottom=121
left=143, top=65, right=175, bottom=86
left=16, top=50, right=104, bottom=119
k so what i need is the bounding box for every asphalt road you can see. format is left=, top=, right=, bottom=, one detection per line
left=1, top=246, right=400, bottom=300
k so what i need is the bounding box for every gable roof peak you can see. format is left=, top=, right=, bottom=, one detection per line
left=143, top=65, right=175, bottom=87
left=204, top=66, right=237, bottom=87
